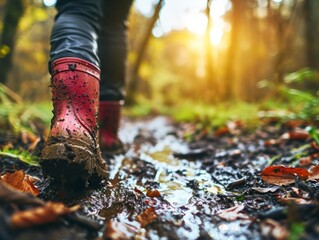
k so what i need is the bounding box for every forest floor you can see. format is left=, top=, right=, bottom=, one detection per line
left=1, top=115, right=319, bottom=240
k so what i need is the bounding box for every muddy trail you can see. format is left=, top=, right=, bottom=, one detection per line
left=1, top=116, right=319, bottom=240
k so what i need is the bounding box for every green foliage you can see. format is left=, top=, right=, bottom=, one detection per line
left=0, top=83, right=51, bottom=136
left=306, top=126, right=319, bottom=145
left=259, top=68, right=319, bottom=122
left=0, top=148, right=39, bottom=166
left=126, top=99, right=260, bottom=129
left=288, top=223, right=305, bottom=240
left=166, top=101, right=260, bottom=129
left=0, top=101, right=51, bottom=135
left=284, top=68, right=317, bottom=84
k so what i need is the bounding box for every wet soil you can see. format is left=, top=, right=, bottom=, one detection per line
left=1, top=116, right=319, bottom=240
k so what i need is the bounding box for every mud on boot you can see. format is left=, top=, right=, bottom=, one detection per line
left=40, top=57, right=108, bottom=187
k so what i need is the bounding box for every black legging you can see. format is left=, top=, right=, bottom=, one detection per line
left=50, top=0, right=132, bottom=101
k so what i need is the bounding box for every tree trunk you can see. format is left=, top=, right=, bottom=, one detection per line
left=223, top=0, right=244, bottom=101
left=205, top=0, right=217, bottom=102
left=0, top=0, right=25, bottom=84
left=304, top=0, right=319, bottom=70
left=126, top=0, right=164, bottom=104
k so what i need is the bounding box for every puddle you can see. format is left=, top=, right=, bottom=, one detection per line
left=75, top=117, right=260, bottom=239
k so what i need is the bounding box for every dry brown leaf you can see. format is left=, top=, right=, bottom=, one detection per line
left=284, top=119, right=306, bottom=128
left=0, top=170, right=39, bottom=196
left=277, top=197, right=311, bottom=205
left=299, top=157, right=312, bottom=167
left=281, top=130, right=310, bottom=141
left=27, top=137, right=41, bottom=152
left=261, top=175, right=295, bottom=186
left=216, top=205, right=250, bottom=221
left=260, top=219, right=288, bottom=240
left=10, top=202, right=80, bottom=229
left=0, top=182, right=44, bottom=206
left=136, top=207, right=157, bottom=227
left=20, top=130, right=38, bottom=145
left=308, top=165, right=319, bottom=180
left=146, top=189, right=161, bottom=198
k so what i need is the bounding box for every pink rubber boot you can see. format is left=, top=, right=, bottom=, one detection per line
left=99, top=101, right=123, bottom=152
left=40, top=57, right=107, bottom=186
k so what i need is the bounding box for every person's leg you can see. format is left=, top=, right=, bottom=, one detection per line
left=49, top=0, right=102, bottom=68
left=98, top=0, right=132, bottom=151
left=41, top=0, right=107, bottom=186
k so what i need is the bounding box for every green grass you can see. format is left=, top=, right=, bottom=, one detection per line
left=0, top=101, right=52, bottom=134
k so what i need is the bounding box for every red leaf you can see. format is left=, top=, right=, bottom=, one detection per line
left=261, top=165, right=309, bottom=180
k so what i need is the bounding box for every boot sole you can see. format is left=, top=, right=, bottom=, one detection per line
left=40, top=142, right=107, bottom=187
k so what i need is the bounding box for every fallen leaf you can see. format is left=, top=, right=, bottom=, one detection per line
left=251, top=186, right=279, bottom=193
left=277, top=197, right=311, bottom=205
left=10, top=202, right=80, bottom=229
left=285, top=119, right=306, bottom=128
left=146, top=189, right=161, bottom=198
left=299, top=156, right=312, bottom=167
left=308, top=165, right=319, bottom=180
left=20, top=130, right=38, bottom=145
left=103, top=219, right=139, bottom=240
left=214, top=126, right=229, bottom=137
left=0, top=170, right=40, bottom=196
left=261, top=175, right=295, bottom=186
left=136, top=207, right=157, bottom=227
left=214, top=121, right=242, bottom=137
left=134, top=187, right=144, bottom=195
left=216, top=205, right=250, bottom=221
left=260, top=219, right=288, bottom=240
left=264, top=139, right=280, bottom=147
left=27, top=137, right=41, bottom=152
left=262, top=165, right=309, bottom=179
left=281, top=130, right=310, bottom=140
left=0, top=182, right=44, bottom=206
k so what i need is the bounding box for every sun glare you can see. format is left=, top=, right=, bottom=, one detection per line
left=210, top=26, right=224, bottom=45
left=179, top=1, right=228, bottom=46
left=183, top=12, right=226, bottom=46
left=183, top=13, right=207, bottom=35
left=43, top=0, right=56, bottom=7
left=135, top=0, right=229, bottom=46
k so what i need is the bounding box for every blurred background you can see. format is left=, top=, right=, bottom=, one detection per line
left=0, top=0, right=319, bottom=122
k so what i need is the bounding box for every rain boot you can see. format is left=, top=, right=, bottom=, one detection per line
left=40, top=57, right=107, bottom=186
left=99, top=101, right=123, bottom=152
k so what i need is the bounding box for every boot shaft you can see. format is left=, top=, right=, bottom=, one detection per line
left=50, top=57, right=100, bottom=137
left=99, top=101, right=122, bottom=148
